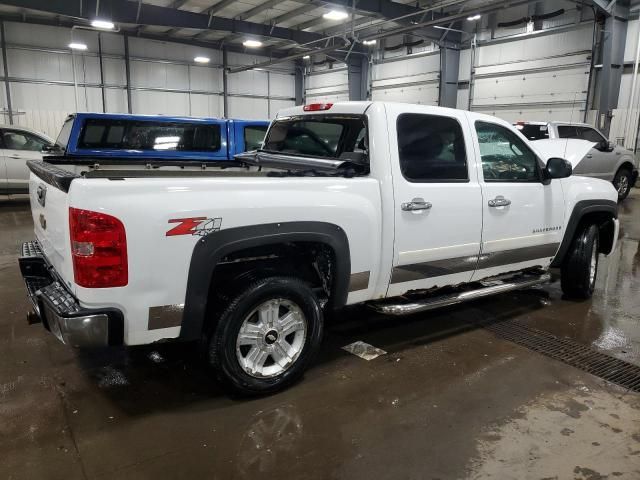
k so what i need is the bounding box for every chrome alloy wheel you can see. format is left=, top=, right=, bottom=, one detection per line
left=589, top=241, right=598, bottom=286
left=616, top=175, right=629, bottom=196
left=235, top=299, right=308, bottom=378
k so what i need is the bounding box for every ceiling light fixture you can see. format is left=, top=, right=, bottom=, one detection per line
left=69, top=42, right=88, bottom=51
left=466, top=14, right=481, bottom=21
left=303, top=55, right=310, bottom=60
left=194, top=56, right=210, bottom=63
left=90, top=19, right=115, bottom=30
left=243, top=39, right=263, bottom=48
left=323, top=10, right=349, bottom=21
left=362, top=39, right=376, bottom=45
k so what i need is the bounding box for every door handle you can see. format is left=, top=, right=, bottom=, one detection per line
left=488, top=195, right=511, bottom=207
left=8, top=154, right=21, bottom=159
left=586, top=154, right=593, bottom=158
left=401, top=199, right=432, bottom=211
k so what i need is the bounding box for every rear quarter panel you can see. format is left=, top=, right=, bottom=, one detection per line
left=68, top=176, right=382, bottom=345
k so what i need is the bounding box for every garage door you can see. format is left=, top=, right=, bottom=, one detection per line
left=471, top=24, right=592, bottom=123
left=305, top=67, right=349, bottom=103
left=371, top=51, right=440, bottom=105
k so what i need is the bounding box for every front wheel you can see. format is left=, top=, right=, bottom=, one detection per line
left=208, top=276, right=323, bottom=395
left=613, top=168, right=632, bottom=201
left=561, top=224, right=599, bottom=299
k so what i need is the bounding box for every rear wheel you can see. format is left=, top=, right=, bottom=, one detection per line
left=613, top=168, right=632, bottom=201
left=208, top=276, right=323, bottom=395
left=561, top=224, right=599, bottom=299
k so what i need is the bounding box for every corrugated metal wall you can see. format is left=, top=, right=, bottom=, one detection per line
left=305, top=64, right=349, bottom=103
left=0, top=21, right=295, bottom=138
left=466, top=23, right=593, bottom=123
left=371, top=50, right=440, bottom=105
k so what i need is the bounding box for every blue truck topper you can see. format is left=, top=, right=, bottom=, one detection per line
left=50, top=112, right=269, bottom=163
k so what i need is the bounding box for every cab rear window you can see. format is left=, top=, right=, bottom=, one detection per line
left=263, top=115, right=367, bottom=160
left=78, top=119, right=221, bottom=152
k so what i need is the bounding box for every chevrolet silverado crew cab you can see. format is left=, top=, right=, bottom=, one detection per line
left=20, top=102, right=619, bottom=394
left=516, top=120, right=638, bottom=200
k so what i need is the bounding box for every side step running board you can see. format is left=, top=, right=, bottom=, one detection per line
left=368, top=273, right=551, bottom=316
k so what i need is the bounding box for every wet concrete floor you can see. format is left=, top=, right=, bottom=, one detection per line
left=1, top=193, right=640, bottom=479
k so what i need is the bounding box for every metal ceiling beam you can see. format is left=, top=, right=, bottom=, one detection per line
left=237, top=0, right=283, bottom=21
left=2, top=0, right=325, bottom=45
left=0, top=13, right=291, bottom=59
left=271, top=4, right=320, bottom=26
left=203, top=0, right=237, bottom=17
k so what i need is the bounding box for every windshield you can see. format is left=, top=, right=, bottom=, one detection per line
left=55, top=117, right=74, bottom=149
left=263, top=115, right=367, bottom=160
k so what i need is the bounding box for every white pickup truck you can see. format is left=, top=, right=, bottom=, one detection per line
left=19, top=102, right=619, bottom=394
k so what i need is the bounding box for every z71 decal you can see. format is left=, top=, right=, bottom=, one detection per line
left=166, top=217, right=222, bottom=237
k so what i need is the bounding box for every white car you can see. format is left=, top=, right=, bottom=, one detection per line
left=20, top=102, right=619, bottom=394
left=516, top=120, right=638, bottom=200
left=0, top=124, right=53, bottom=194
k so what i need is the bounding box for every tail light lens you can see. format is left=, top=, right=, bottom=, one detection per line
left=69, top=207, right=128, bottom=288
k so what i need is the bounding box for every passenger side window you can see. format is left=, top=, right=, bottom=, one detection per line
left=2, top=130, right=49, bottom=152
left=577, top=127, right=605, bottom=143
left=244, top=125, right=267, bottom=151
left=397, top=113, right=468, bottom=182
left=475, top=121, right=540, bottom=182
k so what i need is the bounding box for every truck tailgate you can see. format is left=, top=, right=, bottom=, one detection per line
left=27, top=161, right=77, bottom=288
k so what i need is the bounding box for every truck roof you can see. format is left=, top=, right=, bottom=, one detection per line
left=276, top=101, right=515, bottom=129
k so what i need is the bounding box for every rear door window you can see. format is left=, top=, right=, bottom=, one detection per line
left=396, top=113, right=468, bottom=182
left=78, top=119, right=222, bottom=152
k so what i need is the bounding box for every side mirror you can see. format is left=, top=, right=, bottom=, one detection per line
left=544, top=157, right=572, bottom=180
left=596, top=140, right=614, bottom=152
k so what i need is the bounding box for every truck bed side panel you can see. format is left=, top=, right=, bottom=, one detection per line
left=67, top=176, right=382, bottom=345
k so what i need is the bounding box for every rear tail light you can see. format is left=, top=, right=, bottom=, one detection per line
left=69, top=207, right=128, bottom=288
left=303, top=103, right=333, bottom=111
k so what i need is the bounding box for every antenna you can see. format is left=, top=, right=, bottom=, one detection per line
left=563, top=90, right=580, bottom=160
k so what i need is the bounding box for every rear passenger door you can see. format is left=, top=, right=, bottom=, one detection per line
left=387, top=105, right=483, bottom=297
left=470, top=120, right=565, bottom=281
left=1, top=129, right=49, bottom=193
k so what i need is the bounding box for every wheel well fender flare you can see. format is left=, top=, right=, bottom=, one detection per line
left=551, top=199, right=618, bottom=268
left=180, top=221, right=351, bottom=340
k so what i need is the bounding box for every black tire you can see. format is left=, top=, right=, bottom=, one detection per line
left=208, top=276, right=323, bottom=395
left=613, top=168, right=632, bottom=201
left=561, top=224, right=600, bottom=299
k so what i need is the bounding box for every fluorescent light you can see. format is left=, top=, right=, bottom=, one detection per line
left=323, top=10, right=349, bottom=20
left=91, top=19, right=115, bottom=30
left=466, top=14, right=481, bottom=21
left=194, top=56, right=210, bottom=63
left=362, top=39, right=376, bottom=45
left=68, top=42, right=88, bottom=51
left=303, top=55, right=310, bottom=60
left=243, top=39, right=263, bottom=48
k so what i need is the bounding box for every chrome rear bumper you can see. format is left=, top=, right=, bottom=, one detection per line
left=19, top=240, right=123, bottom=347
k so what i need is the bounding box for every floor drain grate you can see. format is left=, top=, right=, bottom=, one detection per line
left=482, top=320, right=640, bottom=393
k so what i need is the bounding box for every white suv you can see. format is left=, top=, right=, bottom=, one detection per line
left=0, top=125, right=53, bottom=194
left=516, top=121, right=638, bottom=200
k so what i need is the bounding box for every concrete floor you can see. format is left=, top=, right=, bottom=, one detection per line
left=1, top=193, right=640, bottom=480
